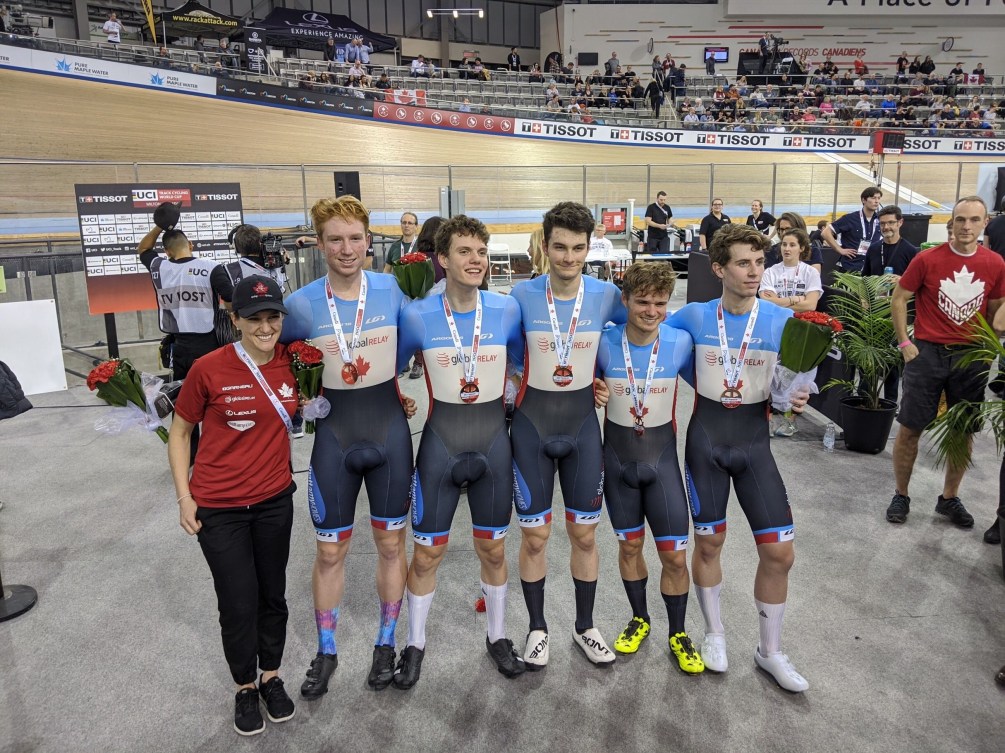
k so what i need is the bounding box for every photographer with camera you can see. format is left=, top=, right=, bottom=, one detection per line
left=225, top=224, right=290, bottom=291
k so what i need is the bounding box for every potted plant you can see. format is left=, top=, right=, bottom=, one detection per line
left=822, top=271, right=903, bottom=453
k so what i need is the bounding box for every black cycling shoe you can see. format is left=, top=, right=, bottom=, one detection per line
left=935, top=495, right=975, bottom=528
left=392, top=646, right=425, bottom=690
left=367, top=645, right=396, bottom=691
left=886, top=493, right=910, bottom=524
left=300, top=652, right=338, bottom=699
left=984, top=519, right=1002, bottom=545
left=486, top=637, right=526, bottom=678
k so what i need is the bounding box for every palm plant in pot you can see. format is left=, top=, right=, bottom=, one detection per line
left=822, top=271, right=903, bottom=453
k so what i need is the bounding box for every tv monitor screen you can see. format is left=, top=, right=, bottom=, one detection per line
left=704, top=46, right=729, bottom=63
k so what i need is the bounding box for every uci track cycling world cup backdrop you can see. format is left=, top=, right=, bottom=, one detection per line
left=74, top=184, right=244, bottom=316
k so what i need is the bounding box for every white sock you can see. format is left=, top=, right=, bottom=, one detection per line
left=695, top=583, right=725, bottom=635
left=406, top=588, right=434, bottom=650
left=481, top=581, right=508, bottom=643
left=755, top=599, right=786, bottom=656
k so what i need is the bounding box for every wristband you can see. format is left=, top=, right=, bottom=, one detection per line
left=177, top=493, right=193, bottom=504
left=897, top=340, right=912, bottom=349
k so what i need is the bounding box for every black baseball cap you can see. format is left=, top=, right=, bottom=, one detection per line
left=232, top=276, right=288, bottom=317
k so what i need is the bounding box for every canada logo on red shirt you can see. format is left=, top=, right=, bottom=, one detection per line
left=938, top=266, right=986, bottom=325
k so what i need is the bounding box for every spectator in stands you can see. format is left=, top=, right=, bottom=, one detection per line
left=374, top=72, right=392, bottom=90
left=323, top=37, right=338, bottom=70
left=699, top=199, right=731, bottom=251
left=605, top=51, right=619, bottom=77
left=103, top=12, right=124, bottom=45
left=0, top=5, right=10, bottom=34
left=809, top=220, right=828, bottom=244
left=157, top=46, right=173, bottom=69
left=630, top=78, right=645, bottom=107
left=545, top=81, right=560, bottom=104
left=919, top=55, right=936, bottom=76
left=346, top=36, right=373, bottom=69
left=972, top=63, right=986, bottom=83
left=645, top=78, right=663, bottom=118
left=193, top=35, right=208, bottom=63
left=908, top=56, right=922, bottom=75
left=682, top=107, right=699, bottom=125
left=705, top=53, right=716, bottom=77
left=212, top=60, right=224, bottom=76
left=508, top=47, right=521, bottom=71
left=587, top=223, right=615, bottom=280
left=346, top=61, right=366, bottom=85
left=528, top=63, right=543, bottom=84
left=896, top=51, right=909, bottom=79
left=471, top=57, right=489, bottom=82
left=410, top=55, right=430, bottom=78
left=219, top=38, right=238, bottom=70
left=853, top=56, right=867, bottom=76
left=821, top=58, right=838, bottom=78
left=459, top=98, right=472, bottom=113
left=671, top=64, right=687, bottom=103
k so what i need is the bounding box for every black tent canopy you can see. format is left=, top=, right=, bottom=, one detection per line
left=249, top=8, right=396, bottom=53
left=154, top=1, right=240, bottom=38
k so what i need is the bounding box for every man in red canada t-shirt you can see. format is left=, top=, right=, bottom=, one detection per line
left=887, top=196, right=1005, bottom=534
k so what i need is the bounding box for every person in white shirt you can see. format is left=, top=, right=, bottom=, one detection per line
left=103, top=12, right=124, bottom=44
left=410, top=56, right=430, bottom=78
left=587, top=222, right=616, bottom=280
left=758, top=228, right=822, bottom=313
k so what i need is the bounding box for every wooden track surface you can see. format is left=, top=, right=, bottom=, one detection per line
left=0, top=68, right=981, bottom=228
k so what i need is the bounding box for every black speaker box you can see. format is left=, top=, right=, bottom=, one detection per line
left=577, top=52, right=599, bottom=67
left=334, top=171, right=361, bottom=200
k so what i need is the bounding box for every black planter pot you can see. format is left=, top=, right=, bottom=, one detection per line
left=839, top=396, right=898, bottom=454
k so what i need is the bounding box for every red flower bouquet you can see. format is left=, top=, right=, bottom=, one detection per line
left=771, top=311, right=843, bottom=414
left=392, top=251, right=435, bottom=299
left=288, top=340, right=326, bottom=434
left=87, top=358, right=169, bottom=442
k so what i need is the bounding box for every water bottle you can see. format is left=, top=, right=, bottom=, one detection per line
left=823, top=422, right=836, bottom=452
left=882, top=266, right=894, bottom=297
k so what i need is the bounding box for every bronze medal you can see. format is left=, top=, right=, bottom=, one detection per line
left=459, top=382, right=480, bottom=403
left=552, top=365, right=574, bottom=387
left=720, top=388, right=742, bottom=409
left=341, top=363, right=359, bottom=385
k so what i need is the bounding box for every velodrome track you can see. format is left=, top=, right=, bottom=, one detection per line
left=0, top=67, right=986, bottom=232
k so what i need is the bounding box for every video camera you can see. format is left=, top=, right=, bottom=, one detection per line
left=262, top=233, right=287, bottom=269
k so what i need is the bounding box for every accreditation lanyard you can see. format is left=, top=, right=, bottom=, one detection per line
left=860, top=211, right=878, bottom=245
left=546, top=277, right=585, bottom=370
left=621, top=329, right=661, bottom=435
left=716, top=299, right=759, bottom=392
left=400, top=238, right=416, bottom=256
left=442, top=291, right=483, bottom=388
left=233, top=342, right=293, bottom=434
left=325, top=274, right=367, bottom=366
left=239, top=257, right=270, bottom=276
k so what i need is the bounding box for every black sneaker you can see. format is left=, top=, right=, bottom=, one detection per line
left=234, top=687, right=265, bottom=736
left=935, top=495, right=975, bottom=528
left=984, top=519, right=1002, bottom=545
left=996, top=665, right=1005, bottom=688
left=886, top=493, right=910, bottom=524
left=393, top=645, right=425, bottom=689
left=300, top=652, right=338, bottom=699
left=259, top=675, right=295, bottom=723
left=367, top=645, right=396, bottom=691
left=486, top=637, right=526, bottom=678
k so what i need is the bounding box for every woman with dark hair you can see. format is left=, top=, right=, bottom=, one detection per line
left=919, top=55, right=936, bottom=76
left=415, top=215, right=446, bottom=283
left=169, top=275, right=298, bottom=736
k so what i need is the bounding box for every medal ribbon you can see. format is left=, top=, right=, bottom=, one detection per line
left=716, top=299, right=759, bottom=392
left=621, top=329, right=661, bottom=429
left=546, top=276, right=585, bottom=370
left=233, top=342, right=294, bottom=434
left=442, top=291, right=482, bottom=387
left=325, top=274, right=368, bottom=366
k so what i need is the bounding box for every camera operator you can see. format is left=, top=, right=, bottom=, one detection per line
left=225, top=224, right=290, bottom=291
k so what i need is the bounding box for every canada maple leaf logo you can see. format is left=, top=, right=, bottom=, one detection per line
left=278, top=382, right=294, bottom=399
left=629, top=406, right=648, bottom=421
left=721, top=379, right=744, bottom=391
left=353, top=355, right=370, bottom=378
left=460, top=377, right=479, bottom=389
left=253, top=281, right=269, bottom=295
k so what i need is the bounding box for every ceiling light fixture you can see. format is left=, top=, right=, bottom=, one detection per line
left=426, top=8, right=485, bottom=18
